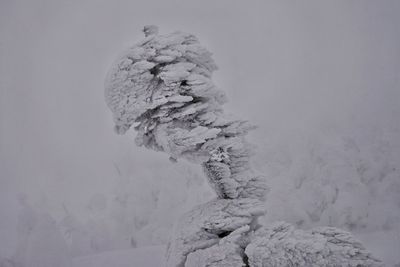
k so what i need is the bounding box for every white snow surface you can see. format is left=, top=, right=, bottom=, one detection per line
left=73, top=245, right=165, bottom=267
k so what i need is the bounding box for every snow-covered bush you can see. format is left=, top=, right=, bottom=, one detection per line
left=105, top=26, right=383, bottom=266
left=245, top=222, right=382, bottom=267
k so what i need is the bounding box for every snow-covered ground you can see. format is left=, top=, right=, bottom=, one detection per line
left=73, top=246, right=165, bottom=267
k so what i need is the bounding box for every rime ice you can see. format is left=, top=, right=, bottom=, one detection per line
left=105, top=26, right=383, bottom=267
left=105, top=25, right=267, bottom=200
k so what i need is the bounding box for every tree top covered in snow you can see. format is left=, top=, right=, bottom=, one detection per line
left=105, top=25, right=267, bottom=200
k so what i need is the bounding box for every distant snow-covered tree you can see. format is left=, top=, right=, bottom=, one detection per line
left=24, top=213, right=72, bottom=267
left=105, top=26, right=383, bottom=266
left=13, top=194, right=37, bottom=267
left=60, top=207, right=92, bottom=257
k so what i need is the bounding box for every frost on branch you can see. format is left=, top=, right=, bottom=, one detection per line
left=104, top=25, right=267, bottom=201
left=166, top=198, right=265, bottom=267
left=245, top=222, right=383, bottom=267
left=105, top=26, right=382, bottom=267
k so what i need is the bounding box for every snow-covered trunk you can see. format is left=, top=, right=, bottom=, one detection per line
left=105, top=26, right=383, bottom=267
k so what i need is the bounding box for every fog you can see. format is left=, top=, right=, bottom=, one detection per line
left=1, top=0, right=400, bottom=264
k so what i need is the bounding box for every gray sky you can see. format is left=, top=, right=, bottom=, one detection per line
left=1, top=0, right=400, bottom=257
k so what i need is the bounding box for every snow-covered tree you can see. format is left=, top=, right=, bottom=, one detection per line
left=13, top=194, right=37, bottom=267
left=60, top=208, right=93, bottom=257
left=24, top=213, right=72, bottom=267
left=105, top=26, right=383, bottom=266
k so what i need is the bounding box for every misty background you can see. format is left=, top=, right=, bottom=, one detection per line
left=1, top=0, right=400, bottom=265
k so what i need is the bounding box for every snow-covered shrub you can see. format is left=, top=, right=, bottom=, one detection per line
left=166, top=198, right=265, bottom=267
left=245, top=222, right=382, bottom=267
